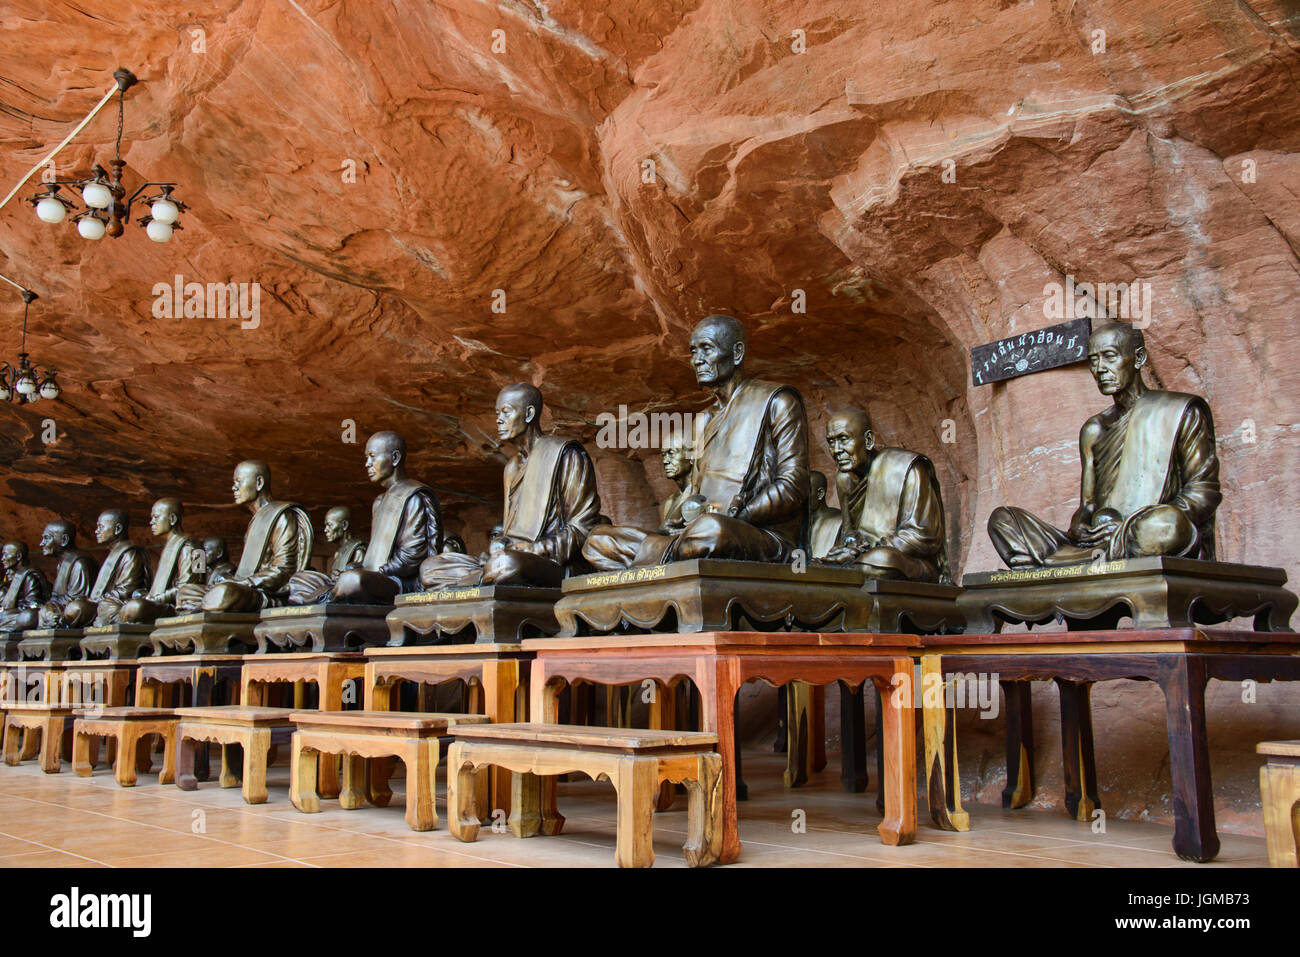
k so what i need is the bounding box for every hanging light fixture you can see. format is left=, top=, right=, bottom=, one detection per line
left=25, top=70, right=187, bottom=244
left=0, top=289, right=60, bottom=404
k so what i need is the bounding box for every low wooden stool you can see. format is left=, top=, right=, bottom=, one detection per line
left=72, top=707, right=178, bottom=786
left=288, top=710, right=491, bottom=830
left=3, top=703, right=75, bottom=773
left=447, top=723, right=723, bottom=868
left=176, top=706, right=296, bottom=804
left=1258, top=740, right=1300, bottom=868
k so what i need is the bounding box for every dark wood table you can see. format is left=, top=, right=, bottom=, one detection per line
left=917, top=627, right=1300, bottom=861
left=522, top=631, right=919, bottom=865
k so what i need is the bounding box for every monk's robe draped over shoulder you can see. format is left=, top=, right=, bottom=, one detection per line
left=502, top=435, right=601, bottom=568
left=835, top=448, right=949, bottom=582
left=364, top=479, right=442, bottom=591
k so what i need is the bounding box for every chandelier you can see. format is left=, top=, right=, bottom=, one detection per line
left=25, top=70, right=187, bottom=243
left=0, top=289, right=60, bottom=404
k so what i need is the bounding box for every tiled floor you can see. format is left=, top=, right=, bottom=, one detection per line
left=0, top=749, right=1267, bottom=868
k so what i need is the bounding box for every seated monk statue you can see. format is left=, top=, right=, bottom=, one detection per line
left=288, top=431, right=442, bottom=605
left=420, top=383, right=601, bottom=589
left=583, top=314, right=810, bottom=568
left=819, top=407, right=950, bottom=582
left=988, top=322, right=1221, bottom=567
left=109, top=498, right=205, bottom=625
left=202, top=537, right=236, bottom=583
left=323, top=506, right=367, bottom=575
left=585, top=434, right=695, bottom=571
left=174, top=460, right=313, bottom=613
left=0, top=541, right=50, bottom=632
left=45, top=509, right=150, bottom=628
left=33, top=520, right=97, bottom=627
left=808, top=471, right=841, bottom=560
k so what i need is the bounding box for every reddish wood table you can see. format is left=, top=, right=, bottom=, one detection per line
left=522, top=631, right=919, bottom=864
left=918, top=627, right=1300, bottom=862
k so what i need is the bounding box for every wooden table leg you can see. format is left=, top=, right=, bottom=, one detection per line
left=219, top=743, right=241, bottom=789
left=812, top=683, right=827, bottom=773
left=116, top=727, right=141, bottom=786
left=72, top=728, right=94, bottom=777
left=839, top=681, right=868, bottom=793
left=158, top=728, right=176, bottom=785
left=614, top=755, right=657, bottom=868
left=20, top=724, right=40, bottom=761
left=242, top=728, right=270, bottom=804
left=873, top=658, right=917, bottom=846
left=529, top=661, right=561, bottom=831
left=784, top=680, right=813, bottom=788
left=447, top=743, right=482, bottom=842
left=703, top=656, right=742, bottom=864
left=648, top=679, right=676, bottom=811
left=368, top=757, right=394, bottom=807
left=317, top=670, right=344, bottom=799
left=873, top=687, right=886, bottom=815
left=1002, top=679, right=1036, bottom=809
left=405, top=738, right=438, bottom=831
left=176, top=734, right=198, bottom=790
left=2, top=720, right=18, bottom=765
left=1159, top=655, right=1219, bottom=862
left=340, top=753, right=367, bottom=809
left=1055, top=678, right=1100, bottom=823
left=40, top=717, right=62, bottom=773
left=482, top=660, right=517, bottom=819
left=682, top=752, right=723, bottom=867
left=290, top=737, right=320, bottom=813
left=510, top=770, right=543, bottom=838
left=921, top=655, right=969, bottom=831
left=1259, top=756, right=1300, bottom=868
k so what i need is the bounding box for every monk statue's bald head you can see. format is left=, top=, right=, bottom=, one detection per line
left=40, top=520, right=76, bottom=556
left=232, top=460, right=272, bottom=506
left=95, top=508, right=129, bottom=544
left=365, top=431, right=407, bottom=485
left=496, top=383, right=544, bottom=444
left=323, top=506, right=352, bottom=542
left=826, top=405, right=876, bottom=477
left=150, top=498, right=184, bottom=537
left=690, top=315, right=748, bottom=389
left=1088, top=322, right=1148, bottom=398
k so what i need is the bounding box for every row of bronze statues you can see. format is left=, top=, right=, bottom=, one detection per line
left=0, top=314, right=1233, bottom=641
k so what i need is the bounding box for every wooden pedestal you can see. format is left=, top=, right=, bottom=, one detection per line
left=17, top=629, right=83, bottom=663
left=80, top=624, right=155, bottom=661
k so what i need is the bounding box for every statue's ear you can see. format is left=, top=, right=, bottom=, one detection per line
left=391, top=447, right=403, bottom=468
left=255, top=474, right=266, bottom=493
left=525, top=404, right=538, bottom=425
left=1133, top=345, right=1148, bottom=369
left=733, top=340, right=746, bottom=365
left=864, top=429, right=876, bottom=451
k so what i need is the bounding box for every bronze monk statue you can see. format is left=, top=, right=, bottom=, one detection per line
left=0, top=542, right=49, bottom=632
left=322, top=506, right=366, bottom=575
left=419, top=383, right=600, bottom=588
left=34, top=520, right=97, bottom=626
left=808, top=471, right=841, bottom=560
left=176, top=460, right=313, bottom=612
left=289, top=431, right=442, bottom=604
left=43, top=509, right=150, bottom=628
left=820, top=407, right=949, bottom=581
left=202, top=537, right=236, bottom=583
left=108, top=498, right=205, bottom=625
left=988, top=322, right=1221, bottom=567
left=584, top=434, right=695, bottom=570
left=582, top=315, right=810, bottom=567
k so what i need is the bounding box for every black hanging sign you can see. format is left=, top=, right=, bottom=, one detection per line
left=970, top=317, right=1091, bottom=386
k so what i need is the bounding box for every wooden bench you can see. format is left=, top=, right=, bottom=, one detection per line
left=289, top=710, right=491, bottom=830
left=72, top=707, right=178, bottom=787
left=3, top=703, right=76, bottom=773
left=447, top=723, right=723, bottom=868
left=1258, top=740, right=1300, bottom=868
left=176, top=706, right=297, bottom=804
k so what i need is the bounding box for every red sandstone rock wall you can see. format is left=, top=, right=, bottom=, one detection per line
left=0, top=0, right=1295, bottom=835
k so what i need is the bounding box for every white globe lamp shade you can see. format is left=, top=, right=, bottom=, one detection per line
left=78, top=217, right=107, bottom=240
left=0, top=383, right=10, bottom=402
left=145, top=220, right=174, bottom=243
left=36, top=197, right=67, bottom=223
left=39, top=378, right=60, bottom=400
left=150, top=199, right=179, bottom=225
left=15, top=372, right=37, bottom=396
left=82, top=182, right=113, bottom=209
